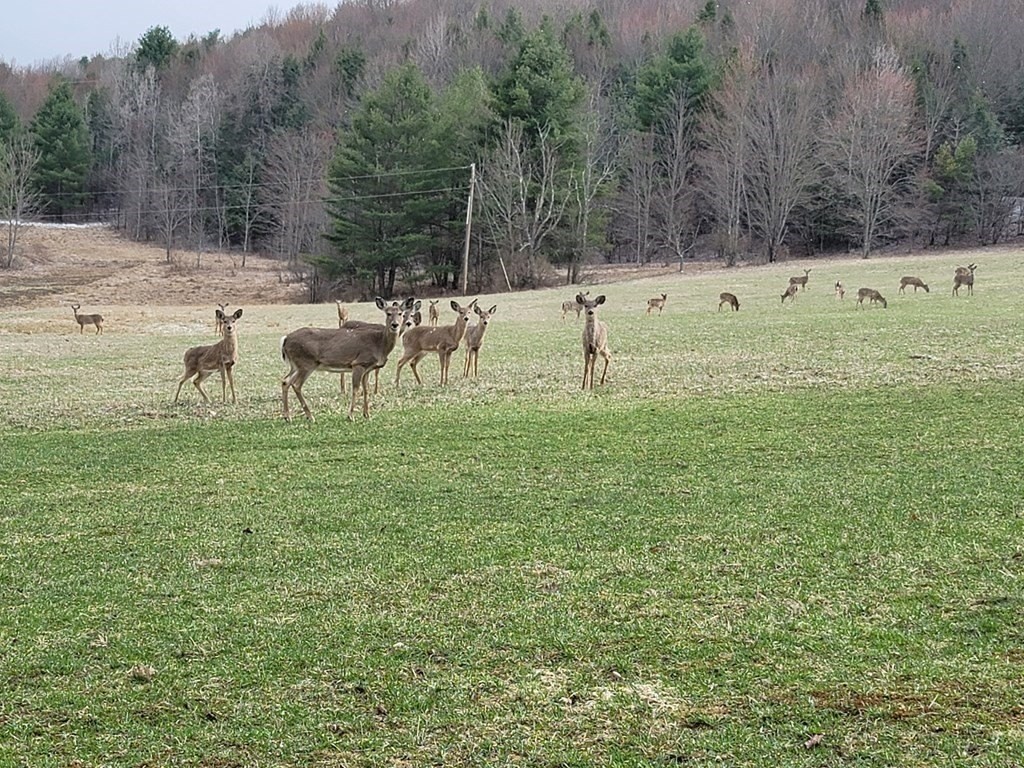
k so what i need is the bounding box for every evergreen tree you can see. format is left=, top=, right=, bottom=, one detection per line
left=30, top=80, right=93, bottom=220
left=0, top=92, right=19, bottom=145
left=633, top=27, right=715, bottom=132
left=135, top=26, right=178, bottom=71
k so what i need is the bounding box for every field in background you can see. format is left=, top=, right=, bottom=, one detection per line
left=2, top=243, right=1023, bottom=765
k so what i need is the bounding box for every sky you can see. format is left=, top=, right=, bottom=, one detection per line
left=1, top=2, right=313, bottom=68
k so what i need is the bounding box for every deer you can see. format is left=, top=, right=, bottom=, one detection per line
left=215, top=303, right=230, bottom=335
left=174, top=308, right=244, bottom=404
left=579, top=293, right=611, bottom=389
left=71, top=304, right=104, bottom=335
left=646, top=293, right=668, bottom=315
left=899, top=276, right=929, bottom=294
left=394, top=299, right=478, bottom=387
left=856, top=288, right=887, bottom=309
left=953, top=264, right=976, bottom=296
left=561, top=291, right=588, bottom=322
left=835, top=280, right=845, bottom=300
left=428, top=299, right=440, bottom=327
left=789, top=268, right=811, bottom=291
left=339, top=300, right=421, bottom=394
left=463, top=304, right=497, bottom=378
left=336, top=300, right=349, bottom=328
left=281, top=297, right=414, bottom=421
left=781, top=284, right=799, bottom=304
left=718, top=292, right=740, bottom=312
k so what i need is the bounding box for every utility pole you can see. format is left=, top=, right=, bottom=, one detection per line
left=461, top=163, right=476, bottom=296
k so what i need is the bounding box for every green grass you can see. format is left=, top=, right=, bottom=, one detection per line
left=2, top=248, right=1024, bottom=765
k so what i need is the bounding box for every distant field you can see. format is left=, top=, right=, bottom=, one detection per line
left=2, top=246, right=1023, bottom=766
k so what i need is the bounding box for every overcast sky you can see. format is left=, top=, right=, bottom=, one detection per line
left=2, top=2, right=314, bottom=68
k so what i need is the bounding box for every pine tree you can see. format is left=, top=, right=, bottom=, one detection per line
left=30, top=80, right=93, bottom=220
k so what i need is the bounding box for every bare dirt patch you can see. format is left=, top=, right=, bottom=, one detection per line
left=1, top=224, right=304, bottom=308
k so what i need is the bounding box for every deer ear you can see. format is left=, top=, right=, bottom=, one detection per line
left=375, top=297, right=387, bottom=310
left=474, top=305, right=483, bottom=315
left=215, top=309, right=225, bottom=320
left=595, top=295, right=606, bottom=305
left=232, top=309, right=243, bottom=319
left=450, top=300, right=460, bottom=311
left=575, top=293, right=586, bottom=304
left=488, top=305, right=497, bottom=314
left=413, top=300, right=422, bottom=310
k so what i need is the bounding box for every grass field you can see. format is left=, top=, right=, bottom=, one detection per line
left=2, top=248, right=1023, bottom=766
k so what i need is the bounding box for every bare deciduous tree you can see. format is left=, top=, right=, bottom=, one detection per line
left=614, top=130, right=657, bottom=264
left=262, top=129, right=331, bottom=268
left=1, top=134, right=40, bottom=269
left=651, top=90, right=700, bottom=269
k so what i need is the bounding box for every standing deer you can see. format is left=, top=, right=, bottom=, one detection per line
left=789, top=269, right=811, bottom=291
left=428, top=300, right=440, bottom=326
left=718, top=292, right=740, bottom=311
left=394, top=299, right=477, bottom=386
left=561, top=291, right=588, bottom=322
left=463, top=304, right=497, bottom=378
left=281, top=297, right=414, bottom=421
left=71, top=304, right=104, bottom=335
left=339, top=300, right=421, bottom=395
left=856, top=288, right=887, bottom=309
left=579, top=293, right=611, bottom=389
left=174, top=308, right=244, bottom=404
left=336, top=301, right=349, bottom=328
left=899, top=276, right=929, bottom=294
left=781, top=284, right=799, bottom=304
left=835, top=281, right=845, bottom=300
left=646, top=293, right=668, bottom=315
left=953, top=264, right=976, bottom=296
left=215, top=303, right=230, bottom=335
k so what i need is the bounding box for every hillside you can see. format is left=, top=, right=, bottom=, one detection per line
left=0, top=224, right=304, bottom=308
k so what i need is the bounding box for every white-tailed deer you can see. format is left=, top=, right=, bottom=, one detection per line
left=71, top=304, right=104, bottom=335
left=174, top=308, right=243, bottom=404
left=953, top=264, right=976, bottom=296
left=463, top=304, right=497, bottom=378
left=789, top=269, right=811, bottom=291
left=215, top=303, right=229, bottom=335
left=340, top=300, right=421, bottom=394
left=561, top=291, right=588, bottom=322
left=281, top=297, right=414, bottom=421
left=428, top=299, right=440, bottom=326
left=718, top=292, right=740, bottom=311
left=835, top=280, right=845, bottom=300
left=394, top=299, right=477, bottom=386
left=899, top=276, right=929, bottom=294
left=336, top=300, right=349, bottom=328
left=856, top=288, right=887, bottom=309
left=646, top=293, right=668, bottom=315
left=781, top=284, right=799, bottom=304
left=579, top=293, right=611, bottom=389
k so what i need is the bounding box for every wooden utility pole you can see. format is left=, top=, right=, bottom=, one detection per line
left=461, top=163, right=476, bottom=295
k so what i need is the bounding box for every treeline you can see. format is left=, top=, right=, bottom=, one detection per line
left=2, top=0, right=1023, bottom=297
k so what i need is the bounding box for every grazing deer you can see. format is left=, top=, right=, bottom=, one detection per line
left=899, top=276, right=929, bottom=294
left=338, top=300, right=421, bottom=395
left=579, top=293, right=611, bottom=389
left=781, top=284, right=799, bottom=304
left=953, top=264, right=976, bottom=296
left=215, top=303, right=230, bottom=335
left=646, top=293, right=668, bottom=315
left=71, top=304, right=104, bottom=335
left=561, top=291, right=588, bottom=322
left=718, top=292, right=740, bottom=311
left=463, top=304, right=497, bottom=378
left=174, top=308, right=244, bottom=404
left=856, top=288, right=887, bottom=309
left=789, top=268, right=811, bottom=291
left=281, top=297, right=414, bottom=421
left=394, top=299, right=478, bottom=386
left=835, top=281, right=845, bottom=300
left=336, top=300, right=349, bottom=328
left=428, top=299, right=440, bottom=327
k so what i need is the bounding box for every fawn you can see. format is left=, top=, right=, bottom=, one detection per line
left=789, top=269, right=811, bottom=291
left=781, top=284, right=799, bottom=304
left=856, top=288, right=887, bottom=309
left=579, top=293, right=611, bottom=389
left=463, top=304, right=497, bottom=378
left=718, top=292, right=740, bottom=311
left=646, top=293, right=668, bottom=315
left=174, top=308, right=243, bottom=404
left=835, top=281, right=845, bottom=300
left=394, top=299, right=477, bottom=386
left=428, top=299, right=440, bottom=326
left=561, top=291, right=588, bottom=321
left=953, top=264, right=976, bottom=296
left=899, top=276, right=929, bottom=294
left=71, top=304, right=104, bottom=335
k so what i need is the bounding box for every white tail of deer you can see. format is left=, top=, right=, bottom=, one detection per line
left=899, top=276, right=929, bottom=294
left=835, top=280, right=845, bottom=300
left=394, top=299, right=477, bottom=386
left=71, top=304, right=104, bottom=335
left=856, top=288, right=887, bottom=309
left=646, top=293, right=667, bottom=315
left=579, top=293, right=610, bottom=389
left=789, top=269, right=811, bottom=291
left=953, top=264, right=976, bottom=296
left=463, top=304, right=497, bottom=378
left=174, top=308, right=243, bottom=404
left=781, top=284, right=799, bottom=304
left=718, top=292, right=739, bottom=311
left=281, top=297, right=414, bottom=421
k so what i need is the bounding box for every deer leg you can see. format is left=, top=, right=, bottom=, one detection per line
left=373, top=368, right=380, bottom=395
left=226, top=363, right=237, bottom=404
left=193, top=370, right=213, bottom=403
left=410, top=353, right=426, bottom=386
left=599, top=351, right=611, bottom=385
left=174, top=368, right=195, bottom=404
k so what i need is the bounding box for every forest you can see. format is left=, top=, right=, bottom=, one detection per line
left=2, top=0, right=1023, bottom=299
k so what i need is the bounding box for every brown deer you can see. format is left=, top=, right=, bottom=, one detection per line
left=174, top=308, right=243, bottom=404
left=579, top=293, right=611, bottom=389
left=428, top=299, right=440, bottom=326
left=953, top=264, right=976, bottom=296
left=718, top=292, right=740, bottom=311
left=781, top=284, right=799, bottom=304
left=789, top=268, right=811, bottom=291
left=215, top=303, right=230, bottom=335
left=335, top=300, right=349, bottom=328
left=646, top=293, right=668, bottom=315
left=899, top=276, right=929, bottom=294
left=71, top=304, right=104, bottom=335
left=856, top=288, right=887, bottom=309
left=281, top=297, right=414, bottom=421
left=394, top=299, right=478, bottom=386
left=561, top=291, right=588, bottom=322
left=339, top=300, right=421, bottom=394
left=463, top=304, right=498, bottom=378
left=835, top=281, right=845, bottom=300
